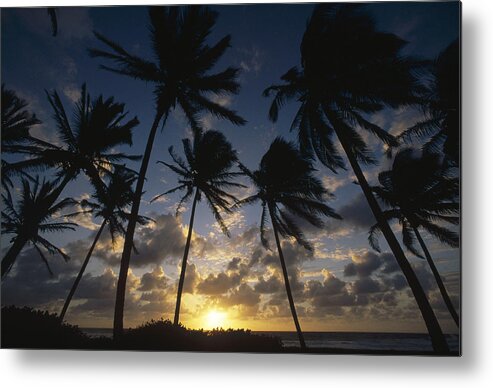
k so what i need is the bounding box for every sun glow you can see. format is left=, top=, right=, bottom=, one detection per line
left=205, top=310, right=227, bottom=329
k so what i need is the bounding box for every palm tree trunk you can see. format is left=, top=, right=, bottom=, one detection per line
left=335, top=130, right=449, bottom=354
left=59, top=219, right=107, bottom=322
left=1, top=235, right=28, bottom=278
left=268, top=204, right=307, bottom=350
left=174, top=188, right=200, bottom=326
left=113, top=111, right=166, bottom=339
left=413, top=227, right=459, bottom=327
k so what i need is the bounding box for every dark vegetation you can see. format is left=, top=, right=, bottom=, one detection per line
left=1, top=306, right=281, bottom=352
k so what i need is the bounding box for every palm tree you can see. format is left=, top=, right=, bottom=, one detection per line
left=263, top=4, right=450, bottom=353
left=88, top=5, right=246, bottom=337
left=6, top=83, right=140, bottom=210
left=153, top=129, right=243, bottom=325
left=59, top=165, right=150, bottom=322
left=398, top=40, right=460, bottom=165
left=1, top=84, right=41, bottom=189
left=1, top=178, right=77, bottom=277
left=369, top=148, right=459, bottom=327
left=236, top=138, right=341, bottom=350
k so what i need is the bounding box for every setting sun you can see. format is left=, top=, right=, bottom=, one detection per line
left=205, top=310, right=227, bottom=329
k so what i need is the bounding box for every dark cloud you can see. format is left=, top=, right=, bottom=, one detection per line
left=380, top=253, right=400, bottom=274
left=352, top=277, right=382, bottom=294
left=386, top=274, right=408, bottom=291
left=76, top=268, right=118, bottom=299
left=65, top=213, right=216, bottom=269
left=197, top=272, right=241, bottom=295
left=254, top=275, right=283, bottom=294
left=329, top=193, right=375, bottom=234
left=138, top=266, right=169, bottom=291
left=196, top=257, right=250, bottom=295
left=1, top=247, right=81, bottom=308
left=224, top=284, right=260, bottom=307
left=343, top=251, right=384, bottom=278
left=183, top=263, right=200, bottom=294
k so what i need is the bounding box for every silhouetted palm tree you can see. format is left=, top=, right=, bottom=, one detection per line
left=399, top=40, right=460, bottom=165
left=89, top=5, right=246, bottom=337
left=264, top=4, right=449, bottom=353
left=369, top=148, right=459, bottom=326
left=7, top=83, right=140, bottom=208
left=59, top=166, right=149, bottom=322
left=153, top=129, right=243, bottom=325
left=236, top=138, right=341, bottom=350
left=1, top=178, right=76, bottom=277
left=1, top=84, right=41, bottom=189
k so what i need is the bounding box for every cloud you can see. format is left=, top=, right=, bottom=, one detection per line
left=201, top=95, right=235, bottom=130
left=352, top=277, right=382, bottom=294
left=343, top=251, right=384, bottom=278
left=254, top=274, right=282, bottom=294
left=237, top=46, right=263, bottom=75
left=224, top=283, right=260, bottom=307
left=138, top=266, right=169, bottom=291
left=338, top=193, right=375, bottom=230
left=62, top=84, right=82, bottom=103
left=196, top=257, right=249, bottom=295
left=197, top=272, right=241, bottom=295
left=320, top=174, right=349, bottom=194
left=66, top=213, right=214, bottom=269
left=183, top=263, right=201, bottom=294
left=1, top=247, right=79, bottom=308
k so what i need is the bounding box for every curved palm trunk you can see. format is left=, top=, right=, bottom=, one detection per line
left=413, top=227, right=459, bottom=327
left=268, top=204, right=307, bottom=350
left=335, top=130, right=449, bottom=354
left=59, top=219, right=107, bottom=322
left=174, top=188, right=200, bottom=326
left=113, top=111, right=166, bottom=339
left=1, top=235, right=28, bottom=278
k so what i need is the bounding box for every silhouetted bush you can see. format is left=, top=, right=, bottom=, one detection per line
left=120, top=318, right=283, bottom=352
left=1, top=306, right=89, bottom=349
left=1, top=307, right=282, bottom=352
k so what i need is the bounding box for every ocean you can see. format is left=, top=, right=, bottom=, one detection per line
left=81, top=328, right=460, bottom=353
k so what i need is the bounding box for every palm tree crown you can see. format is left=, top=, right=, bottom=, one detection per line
left=398, top=39, right=460, bottom=164
left=1, top=178, right=77, bottom=276
left=78, top=165, right=150, bottom=244
left=9, top=83, right=140, bottom=190
left=1, top=84, right=41, bottom=188
left=238, top=138, right=341, bottom=250
left=1, top=84, right=41, bottom=150
left=264, top=4, right=421, bottom=170
left=369, top=148, right=459, bottom=326
left=154, top=129, right=243, bottom=235
left=89, top=6, right=246, bottom=129
left=369, top=148, right=459, bottom=255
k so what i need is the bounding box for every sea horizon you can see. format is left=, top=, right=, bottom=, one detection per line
left=80, top=328, right=460, bottom=353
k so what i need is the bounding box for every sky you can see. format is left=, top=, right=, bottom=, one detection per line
left=1, top=2, right=460, bottom=333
